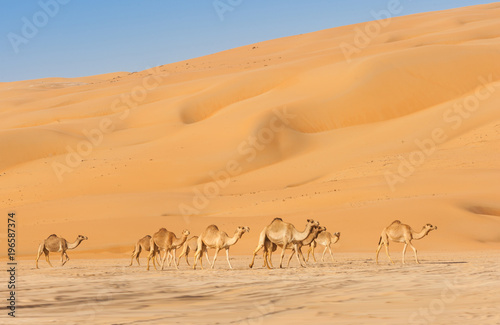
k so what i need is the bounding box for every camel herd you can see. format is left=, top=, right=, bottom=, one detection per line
left=35, top=219, right=437, bottom=269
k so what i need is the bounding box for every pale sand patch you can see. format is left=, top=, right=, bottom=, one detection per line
left=4, top=252, right=499, bottom=324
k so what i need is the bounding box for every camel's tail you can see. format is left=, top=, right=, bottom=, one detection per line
left=378, top=236, right=382, bottom=246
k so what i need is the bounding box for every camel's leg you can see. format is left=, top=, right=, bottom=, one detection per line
left=62, top=251, right=70, bottom=266
left=298, top=246, right=307, bottom=266
left=154, top=251, right=159, bottom=269
left=327, top=245, right=334, bottom=262
left=211, top=248, right=220, bottom=269
left=202, top=248, right=210, bottom=269
left=409, top=242, right=419, bottom=264
left=166, top=251, right=171, bottom=267
left=177, top=247, right=188, bottom=266
left=193, top=248, right=201, bottom=270
left=204, top=250, right=210, bottom=265
left=267, top=250, right=275, bottom=269
left=279, top=241, right=288, bottom=268
left=161, top=250, right=168, bottom=270
left=194, top=246, right=208, bottom=270
left=384, top=243, right=394, bottom=264
left=35, top=244, right=45, bottom=269
left=250, top=231, right=267, bottom=268
left=286, top=250, right=295, bottom=267
left=225, top=249, right=233, bottom=269
left=146, top=242, right=157, bottom=271
left=263, top=250, right=272, bottom=269
left=402, top=243, right=408, bottom=264
left=249, top=244, right=264, bottom=269
left=268, top=247, right=275, bottom=266
left=45, top=250, right=53, bottom=267
left=310, top=244, right=317, bottom=263
left=321, top=246, right=328, bottom=262
left=295, top=245, right=305, bottom=267
left=167, top=249, right=176, bottom=267
left=129, top=244, right=140, bottom=266
left=152, top=249, right=160, bottom=270
left=375, top=242, right=383, bottom=264
left=306, top=242, right=315, bottom=263
left=160, top=249, right=168, bottom=270
left=172, top=249, right=179, bottom=270
left=184, top=248, right=190, bottom=266
left=61, top=252, right=66, bottom=266
left=165, top=251, right=172, bottom=266
left=193, top=238, right=204, bottom=270
left=135, top=246, right=141, bottom=266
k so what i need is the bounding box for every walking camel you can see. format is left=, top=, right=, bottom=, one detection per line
left=176, top=236, right=211, bottom=267
left=36, top=234, right=88, bottom=268
left=147, top=228, right=190, bottom=270
left=263, top=225, right=326, bottom=269
left=129, top=235, right=162, bottom=266
left=306, top=231, right=341, bottom=263
left=193, top=225, right=250, bottom=270
left=249, top=218, right=319, bottom=269
left=376, top=220, right=437, bottom=264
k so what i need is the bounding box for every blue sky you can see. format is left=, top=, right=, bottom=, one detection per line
left=0, top=0, right=493, bottom=82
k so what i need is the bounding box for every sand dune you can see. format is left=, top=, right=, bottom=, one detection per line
left=1, top=3, right=500, bottom=261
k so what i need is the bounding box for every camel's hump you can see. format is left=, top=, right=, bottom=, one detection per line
left=271, top=217, right=283, bottom=222
left=390, top=220, right=402, bottom=225
left=206, top=224, right=219, bottom=231
left=48, top=234, right=58, bottom=238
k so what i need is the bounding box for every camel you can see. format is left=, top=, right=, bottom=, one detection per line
left=193, top=225, right=250, bottom=270
left=376, top=220, right=437, bottom=264
left=306, top=231, right=341, bottom=263
left=176, top=236, right=211, bottom=267
left=35, top=234, right=88, bottom=268
left=129, top=235, right=162, bottom=266
left=147, top=228, right=190, bottom=270
left=249, top=218, right=319, bottom=269
left=263, top=225, right=326, bottom=269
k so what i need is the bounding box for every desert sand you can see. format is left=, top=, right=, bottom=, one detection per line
left=3, top=252, right=500, bottom=324
left=1, top=2, right=500, bottom=324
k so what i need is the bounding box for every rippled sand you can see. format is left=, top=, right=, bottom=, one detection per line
left=4, top=252, right=499, bottom=325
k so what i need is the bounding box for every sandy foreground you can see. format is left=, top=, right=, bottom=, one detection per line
left=2, top=252, right=499, bottom=325
left=1, top=2, right=500, bottom=324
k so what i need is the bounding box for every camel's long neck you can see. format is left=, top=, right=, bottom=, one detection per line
left=67, top=238, right=83, bottom=250
left=292, top=224, right=313, bottom=242
left=302, top=230, right=319, bottom=245
left=412, top=227, right=430, bottom=240
left=227, top=232, right=243, bottom=247
left=174, top=235, right=188, bottom=247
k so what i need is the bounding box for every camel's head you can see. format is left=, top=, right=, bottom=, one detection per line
left=334, top=232, right=341, bottom=238
left=78, top=235, right=88, bottom=241
left=182, top=229, right=190, bottom=237
left=306, top=219, right=320, bottom=227
left=313, top=226, right=326, bottom=233
left=425, top=224, right=437, bottom=231
left=237, top=226, right=250, bottom=234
